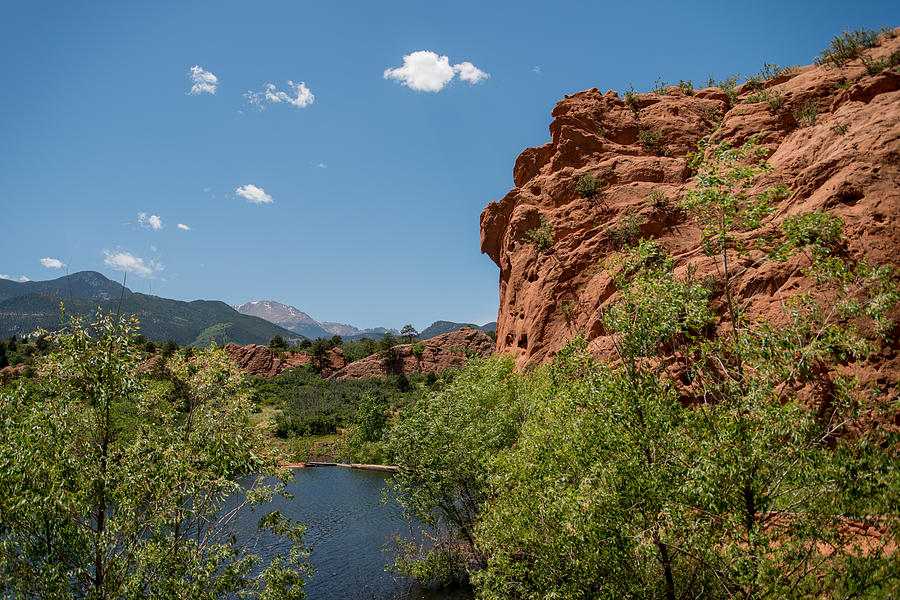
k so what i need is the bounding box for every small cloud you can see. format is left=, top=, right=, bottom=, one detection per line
left=40, top=257, right=65, bottom=269
left=177, top=223, right=191, bottom=230
left=138, top=212, right=163, bottom=231
left=454, top=61, right=489, bottom=84
left=315, top=163, right=327, bottom=169
left=533, top=66, right=541, bottom=74
left=103, top=249, right=163, bottom=278
left=0, top=274, right=9, bottom=280
left=384, top=51, right=488, bottom=92
left=188, top=65, right=218, bottom=95
left=150, top=245, right=158, bottom=252
left=245, top=81, right=314, bottom=109
left=18, top=276, right=30, bottom=282
left=235, top=184, right=273, bottom=204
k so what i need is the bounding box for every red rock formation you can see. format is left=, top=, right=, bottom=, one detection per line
left=224, top=343, right=311, bottom=378
left=481, top=30, right=900, bottom=379
left=329, top=327, right=494, bottom=380
left=316, top=347, right=348, bottom=378
left=223, top=343, right=349, bottom=378
left=0, top=363, right=30, bottom=384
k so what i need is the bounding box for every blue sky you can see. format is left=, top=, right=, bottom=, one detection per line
left=1, top=1, right=896, bottom=330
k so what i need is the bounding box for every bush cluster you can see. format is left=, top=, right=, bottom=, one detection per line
left=523, top=216, right=554, bottom=251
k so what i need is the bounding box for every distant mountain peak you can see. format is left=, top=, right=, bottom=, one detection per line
left=234, top=300, right=400, bottom=340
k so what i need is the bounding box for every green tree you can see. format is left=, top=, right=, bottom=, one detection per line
left=379, top=332, right=397, bottom=351
left=0, top=311, right=311, bottom=599
left=400, top=324, right=418, bottom=343
left=309, top=337, right=331, bottom=373
left=387, top=356, right=530, bottom=584
left=160, top=339, right=179, bottom=358
left=269, top=334, right=287, bottom=350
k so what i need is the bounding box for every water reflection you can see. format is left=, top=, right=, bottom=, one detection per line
left=231, top=466, right=473, bottom=600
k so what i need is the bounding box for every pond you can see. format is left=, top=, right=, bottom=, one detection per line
left=232, top=465, right=474, bottom=600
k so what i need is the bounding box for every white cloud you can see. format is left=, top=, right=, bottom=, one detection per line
left=245, top=81, right=314, bottom=109
left=103, top=250, right=162, bottom=278
left=454, top=61, right=489, bottom=84
left=188, top=65, right=218, bottom=95
left=40, top=257, right=65, bottom=269
left=533, top=66, right=541, bottom=74
left=0, top=274, right=9, bottom=280
left=235, top=184, right=273, bottom=204
left=177, top=223, right=191, bottom=230
left=18, top=276, right=30, bottom=282
left=138, top=212, right=163, bottom=230
left=315, top=163, right=327, bottom=169
left=384, top=51, right=489, bottom=92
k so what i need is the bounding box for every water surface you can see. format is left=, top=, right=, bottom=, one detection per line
left=233, top=466, right=473, bottom=600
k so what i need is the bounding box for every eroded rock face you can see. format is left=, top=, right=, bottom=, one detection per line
left=224, top=343, right=311, bottom=378
left=329, top=327, right=494, bottom=380
left=481, top=31, right=900, bottom=377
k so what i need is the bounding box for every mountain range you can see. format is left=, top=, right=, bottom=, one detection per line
left=235, top=300, right=496, bottom=341
left=0, top=271, right=300, bottom=347
left=233, top=300, right=399, bottom=341
left=0, top=272, right=497, bottom=347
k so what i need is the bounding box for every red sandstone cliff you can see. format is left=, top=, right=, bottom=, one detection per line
left=329, top=327, right=494, bottom=380
left=481, top=29, right=900, bottom=385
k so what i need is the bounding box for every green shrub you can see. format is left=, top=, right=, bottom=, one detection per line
left=575, top=173, right=600, bottom=198
left=835, top=78, right=854, bottom=90
left=645, top=188, right=672, bottom=210
left=744, top=88, right=783, bottom=112
left=606, top=208, right=645, bottom=249
left=816, top=28, right=879, bottom=67
left=523, top=216, right=554, bottom=251
left=794, top=102, right=819, bottom=128
left=637, top=129, right=661, bottom=150
left=780, top=210, right=844, bottom=257
left=624, top=84, right=639, bottom=114
left=861, top=51, right=900, bottom=75
left=714, top=73, right=741, bottom=106
left=765, top=89, right=784, bottom=112
left=832, top=121, right=849, bottom=135
left=755, top=62, right=794, bottom=81
left=743, top=75, right=764, bottom=91
left=677, top=79, right=694, bottom=95
left=651, top=76, right=669, bottom=95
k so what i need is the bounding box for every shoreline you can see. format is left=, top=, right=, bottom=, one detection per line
left=281, top=461, right=398, bottom=473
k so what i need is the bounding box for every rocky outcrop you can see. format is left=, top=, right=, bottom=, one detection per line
left=481, top=29, right=900, bottom=374
left=223, top=343, right=350, bottom=378
left=0, top=363, right=30, bottom=384
left=224, top=343, right=311, bottom=378
left=329, top=327, right=494, bottom=380
left=316, top=347, right=348, bottom=378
